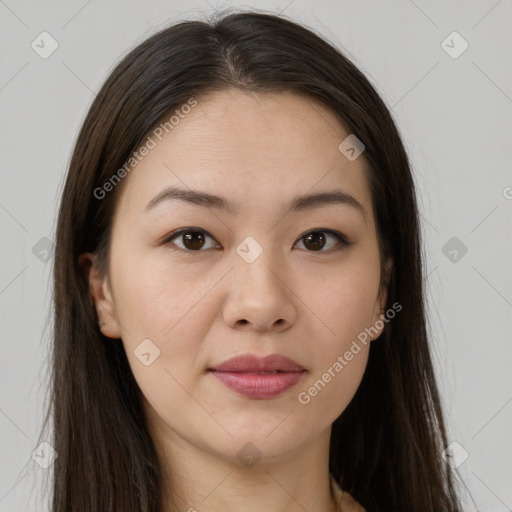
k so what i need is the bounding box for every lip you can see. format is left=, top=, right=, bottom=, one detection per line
left=208, top=354, right=306, bottom=399
left=211, top=354, right=305, bottom=373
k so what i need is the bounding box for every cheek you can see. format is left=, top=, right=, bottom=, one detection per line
left=297, top=345, right=369, bottom=423
left=109, top=254, right=212, bottom=402
left=293, top=262, right=378, bottom=414
left=303, top=261, right=381, bottom=348
left=112, top=251, right=217, bottom=342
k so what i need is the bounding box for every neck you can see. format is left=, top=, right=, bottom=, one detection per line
left=148, top=416, right=338, bottom=512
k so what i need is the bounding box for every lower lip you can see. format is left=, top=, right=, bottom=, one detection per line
left=210, top=370, right=306, bottom=399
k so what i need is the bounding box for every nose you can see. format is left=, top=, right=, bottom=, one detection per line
left=222, top=249, right=298, bottom=333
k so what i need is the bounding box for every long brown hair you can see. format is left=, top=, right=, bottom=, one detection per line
left=44, top=9, right=462, bottom=511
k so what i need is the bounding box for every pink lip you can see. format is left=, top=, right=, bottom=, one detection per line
left=209, top=354, right=306, bottom=399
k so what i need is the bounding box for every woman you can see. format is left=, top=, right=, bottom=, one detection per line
left=45, top=9, right=462, bottom=511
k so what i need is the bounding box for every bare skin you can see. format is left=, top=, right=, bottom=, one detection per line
left=80, top=89, right=390, bottom=511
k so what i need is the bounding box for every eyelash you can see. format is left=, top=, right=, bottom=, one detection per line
left=162, top=227, right=352, bottom=254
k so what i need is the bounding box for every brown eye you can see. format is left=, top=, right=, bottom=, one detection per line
left=163, top=228, right=350, bottom=253
left=295, top=230, right=350, bottom=252
left=165, top=228, right=220, bottom=251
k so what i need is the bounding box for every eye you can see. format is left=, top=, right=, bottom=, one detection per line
left=163, top=228, right=220, bottom=251
left=294, top=229, right=351, bottom=252
left=162, top=228, right=351, bottom=253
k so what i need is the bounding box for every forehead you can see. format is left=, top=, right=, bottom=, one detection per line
left=114, top=89, right=374, bottom=224
left=167, top=89, right=349, bottom=153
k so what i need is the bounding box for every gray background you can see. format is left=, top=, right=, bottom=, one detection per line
left=1, top=0, right=511, bottom=510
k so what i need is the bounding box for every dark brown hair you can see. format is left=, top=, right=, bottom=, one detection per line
left=44, top=8, right=462, bottom=511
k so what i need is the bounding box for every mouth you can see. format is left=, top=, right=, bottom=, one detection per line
left=208, top=354, right=306, bottom=399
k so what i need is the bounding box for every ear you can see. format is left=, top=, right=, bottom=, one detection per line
left=78, top=252, right=122, bottom=339
left=370, top=256, right=393, bottom=341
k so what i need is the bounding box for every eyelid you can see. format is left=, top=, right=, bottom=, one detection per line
left=294, top=229, right=352, bottom=252
left=162, top=227, right=352, bottom=252
left=297, top=228, right=351, bottom=245
left=162, top=227, right=220, bottom=250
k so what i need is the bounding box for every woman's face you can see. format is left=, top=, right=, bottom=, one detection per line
left=84, top=89, right=390, bottom=464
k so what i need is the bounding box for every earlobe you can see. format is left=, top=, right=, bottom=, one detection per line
left=78, top=252, right=122, bottom=339
left=370, top=306, right=386, bottom=341
left=371, top=256, right=393, bottom=341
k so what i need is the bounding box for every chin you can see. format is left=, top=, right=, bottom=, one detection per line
left=194, top=422, right=316, bottom=466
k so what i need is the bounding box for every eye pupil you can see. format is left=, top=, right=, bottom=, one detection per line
left=304, top=231, right=326, bottom=251
left=183, top=231, right=205, bottom=250
left=169, top=229, right=344, bottom=253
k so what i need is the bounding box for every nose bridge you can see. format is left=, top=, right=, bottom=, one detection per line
left=234, top=234, right=286, bottom=293
left=223, top=234, right=296, bottom=331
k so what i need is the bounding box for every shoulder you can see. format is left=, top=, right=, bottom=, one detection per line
left=339, top=491, right=366, bottom=512
left=330, top=475, right=365, bottom=512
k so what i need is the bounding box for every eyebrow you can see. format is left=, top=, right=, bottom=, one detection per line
left=144, top=185, right=365, bottom=218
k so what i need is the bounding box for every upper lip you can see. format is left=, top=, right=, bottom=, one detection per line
left=209, top=354, right=305, bottom=372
